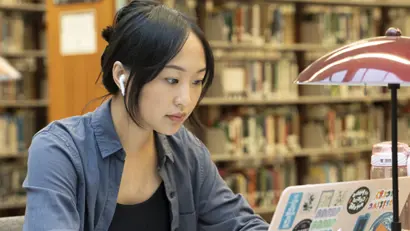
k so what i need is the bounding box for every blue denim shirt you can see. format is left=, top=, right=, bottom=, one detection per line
left=22, top=99, right=269, bottom=231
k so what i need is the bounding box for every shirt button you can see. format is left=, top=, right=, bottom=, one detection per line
left=169, top=191, right=175, bottom=198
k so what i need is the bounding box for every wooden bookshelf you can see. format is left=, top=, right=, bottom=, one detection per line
left=0, top=0, right=47, bottom=217
left=191, top=0, right=410, bottom=221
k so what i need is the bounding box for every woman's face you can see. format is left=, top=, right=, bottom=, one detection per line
left=138, top=32, right=206, bottom=135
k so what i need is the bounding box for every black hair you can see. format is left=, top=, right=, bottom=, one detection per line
left=97, top=0, right=214, bottom=128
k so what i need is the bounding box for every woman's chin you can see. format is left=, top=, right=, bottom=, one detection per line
left=154, top=125, right=182, bottom=136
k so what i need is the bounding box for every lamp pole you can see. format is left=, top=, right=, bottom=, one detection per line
left=388, top=83, right=401, bottom=231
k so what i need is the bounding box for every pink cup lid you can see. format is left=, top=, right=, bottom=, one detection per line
left=372, top=141, right=410, bottom=156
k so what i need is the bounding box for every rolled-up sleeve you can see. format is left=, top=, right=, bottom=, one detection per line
left=196, top=143, right=270, bottom=231
left=22, top=130, right=80, bottom=231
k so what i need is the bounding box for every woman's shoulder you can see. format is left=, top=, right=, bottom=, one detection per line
left=30, top=113, right=93, bottom=155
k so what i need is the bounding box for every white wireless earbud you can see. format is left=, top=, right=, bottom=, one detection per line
left=119, top=74, right=126, bottom=96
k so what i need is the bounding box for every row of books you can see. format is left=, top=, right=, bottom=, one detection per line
left=301, top=104, right=385, bottom=149
left=305, top=158, right=369, bottom=184
left=205, top=106, right=300, bottom=157
left=203, top=104, right=396, bottom=157
left=0, top=11, right=25, bottom=53
left=205, top=59, right=407, bottom=99
left=0, top=57, right=45, bottom=100
left=204, top=2, right=384, bottom=46
left=0, top=8, right=47, bottom=52
left=206, top=2, right=410, bottom=46
left=207, top=55, right=299, bottom=99
left=219, top=163, right=297, bottom=208
left=0, top=163, right=26, bottom=200
left=0, top=111, right=36, bottom=155
left=217, top=158, right=369, bottom=209
left=299, top=5, right=381, bottom=45
left=205, top=3, right=294, bottom=45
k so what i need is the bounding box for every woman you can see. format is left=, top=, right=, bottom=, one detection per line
left=22, top=0, right=270, bottom=230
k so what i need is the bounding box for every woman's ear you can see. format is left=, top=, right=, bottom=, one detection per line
left=112, top=61, right=128, bottom=95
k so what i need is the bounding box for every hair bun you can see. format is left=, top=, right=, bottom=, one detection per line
left=102, top=26, right=114, bottom=42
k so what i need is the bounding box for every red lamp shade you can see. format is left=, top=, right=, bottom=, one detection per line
left=295, top=28, right=410, bottom=86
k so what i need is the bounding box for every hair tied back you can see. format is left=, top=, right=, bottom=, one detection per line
left=102, top=25, right=114, bottom=43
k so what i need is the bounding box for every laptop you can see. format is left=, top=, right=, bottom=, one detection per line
left=268, top=176, right=410, bottom=231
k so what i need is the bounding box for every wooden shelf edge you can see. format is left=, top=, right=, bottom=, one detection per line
left=217, top=0, right=410, bottom=7
left=294, top=145, right=372, bottom=157
left=275, top=0, right=410, bottom=7
left=0, top=202, right=25, bottom=210
left=0, top=152, right=27, bottom=159
left=210, top=41, right=344, bottom=51
left=1, top=49, right=47, bottom=58
left=211, top=145, right=372, bottom=162
left=0, top=3, right=46, bottom=12
left=200, top=94, right=404, bottom=106
left=0, top=99, right=48, bottom=107
left=0, top=196, right=26, bottom=210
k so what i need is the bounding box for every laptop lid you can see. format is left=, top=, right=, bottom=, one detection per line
left=268, top=176, right=410, bottom=231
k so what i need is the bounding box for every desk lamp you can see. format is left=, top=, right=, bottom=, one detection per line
left=295, top=27, right=409, bottom=231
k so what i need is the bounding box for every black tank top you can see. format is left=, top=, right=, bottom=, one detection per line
left=108, top=182, right=171, bottom=231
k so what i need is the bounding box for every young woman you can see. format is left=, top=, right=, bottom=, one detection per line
left=22, top=0, right=270, bottom=230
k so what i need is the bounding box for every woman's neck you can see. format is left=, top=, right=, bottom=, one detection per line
left=110, top=95, right=155, bottom=159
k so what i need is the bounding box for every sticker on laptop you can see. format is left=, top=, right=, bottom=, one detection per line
left=301, top=192, right=318, bottom=213
left=367, top=189, right=393, bottom=210
left=347, top=186, right=370, bottom=214
left=278, top=192, right=303, bottom=230
left=331, top=190, right=348, bottom=207
left=316, top=190, right=335, bottom=210
left=309, top=206, right=342, bottom=230
left=292, top=219, right=311, bottom=231
left=368, top=211, right=393, bottom=231
left=353, top=213, right=371, bottom=231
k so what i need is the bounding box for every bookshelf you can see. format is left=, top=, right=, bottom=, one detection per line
left=186, top=0, right=410, bottom=222
left=0, top=0, right=47, bottom=217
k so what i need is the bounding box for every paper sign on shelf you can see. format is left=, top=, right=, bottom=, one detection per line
left=59, top=9, right=97, bottom=56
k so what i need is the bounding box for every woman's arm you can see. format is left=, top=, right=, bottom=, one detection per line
left=196, top=142, right=270, bottom=231
left=22, top=130, right=80, bottom=231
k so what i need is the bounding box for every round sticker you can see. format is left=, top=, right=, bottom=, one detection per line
left=368, top=212, right=393, bottom=231
left=293, top=219, right=312, bottom=231
left=346, top=186, right=370, bottom=214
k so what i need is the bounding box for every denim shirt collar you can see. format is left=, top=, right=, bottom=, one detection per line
left=90, top=98, right=175, bottom=163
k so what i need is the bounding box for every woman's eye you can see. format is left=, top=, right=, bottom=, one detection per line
left=166, top=78, right=178, bottom=84
left=193, top=80, right=204, bottom=85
